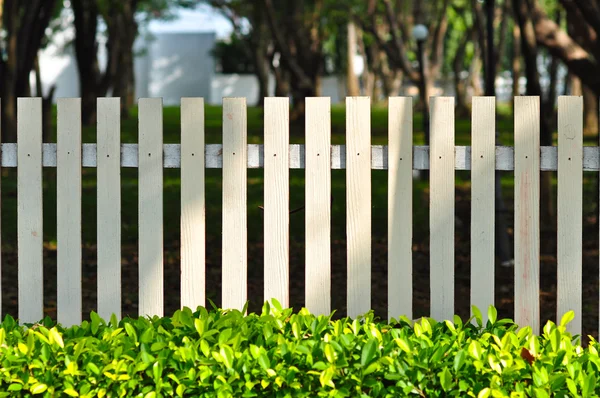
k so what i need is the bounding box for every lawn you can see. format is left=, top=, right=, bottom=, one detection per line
left=0, top=101, right=598, bottom=340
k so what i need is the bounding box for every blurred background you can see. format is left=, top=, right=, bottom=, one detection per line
left=2, top=0, right=600, bottom=335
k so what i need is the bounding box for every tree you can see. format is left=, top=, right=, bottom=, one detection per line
left=204, top=0, right=273, bottom=106
left=261, top=0, right=327, bottom=119
left=0, top=0, right=59, bottom=142
left=72, top=0, right=200, bottom=125
left=72, top=0, right=119, bottom=126
left=520, top=0, right=600, bottom=95
left=355, top=0, right=452, bottom=144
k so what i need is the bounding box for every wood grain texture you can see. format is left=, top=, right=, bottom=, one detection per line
left=387, top=97, right=413, bottom=321
left=18, top=98, right=44, bottom=323
left=305, top=97, right=331, bottom=315
left=264, top=98, right=289, bottom=307
left=57, top=99, right=82, bottom=326
left=180, top=98, right=206, bottom=310
left=346, top=97, right=371, bottom=318
left=97, top=98, right=121, bottom=320
left=138, top=98, right=164, bottom=317
left=514, top=96, right=540, bottom=334
left=222, top=98, right=247, bottom=311
left=429, top=97, right=455, bottom=321
left=470, top=97, right=495, bottom=322
left=557, top=96, right=583, bottom=336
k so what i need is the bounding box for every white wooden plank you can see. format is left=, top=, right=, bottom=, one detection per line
left=346, top=97, right=371, bottom=318
left=57, top=99, right=82, bottom=326
left=17, top=98, right=43, bottom=323
left=430, top=97, right=455, bottom=321
left=222, top=98, right=247, bottom=311
left=305, top=97, right=331, bottom=315
left=138, top=98, right=164, bottom=317
left=97, top=98, right=121, bottom=320
left=180, top=98, right=205, bottom=309
left=264, top=98, right=289, bottom=307
left=1, top=142, right=598, bottom=171
left=470, top=97, right=495, bottom=321
left=557, top=96, right=583, bottom=336
left=388, top=97, right=413, bottom=321
left=514, top=96, right=540, bottom=334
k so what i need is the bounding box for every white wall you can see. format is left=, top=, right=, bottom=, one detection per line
left=38, top=32, right=216, bottom=104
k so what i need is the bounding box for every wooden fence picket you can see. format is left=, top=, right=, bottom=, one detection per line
left=514, top=96, right=540, bottom=334
left=4, top=94, right=598, bottom=331
left=138, top=98, right=164, bottom=317
left=222, top=98, right=247, bottom=311
left=97, top=98, right=122, bottom=320
left=557, top=96, right=583, bottom=335
left=387, top=97, right=413, bottom=321
left=305, top=97, right=331, bottom=316
left=430, top=97, right=455, bottom=321
left=264, top=98, right=289, bottom=307
left=17, top=98, right=44, bottom=323
left=470, top=97, right=496, bottom=321
left=57, top=98, right=82, bottom=327
left=180, top=98, right=206, bottom=310
left=346, top=97, right=371, bottom=318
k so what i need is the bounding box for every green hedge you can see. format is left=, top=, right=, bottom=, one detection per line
left=0, top=301, right=596, bottom=397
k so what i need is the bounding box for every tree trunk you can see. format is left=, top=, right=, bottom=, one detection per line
left=254, top=55, right=270, bottom=106
left=453, top=29, right=472, bottom=116
left=109, top=0, right=137, bottom=119
left=570, top=74, right=582, bottom=95
left=1, top=2, right=18, bottom=142
left=73, top=0, right=108, bottom=125
left=346, top=22, right=360, bottom=97
left=583, top=85, right=598, bottom=136
left=357, top=27, right=375, bottom=98
left=0, top=0, right=56, bottom=142
left=470, top=44, right=484, bottom=96
left=512, top=22, right=521, bottom=97
left=34, top=55, right=56, bottom=143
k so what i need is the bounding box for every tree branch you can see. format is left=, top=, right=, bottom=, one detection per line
left=524, top=0, right=600, bottom=95
left=261, top=0, right=314, bottom=89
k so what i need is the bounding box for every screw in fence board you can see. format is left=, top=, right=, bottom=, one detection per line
left=97, top=98, right=122, bottom=321
left=430, top=97, right=455, bottom=321
left=388, top=97, right=413, bottom=321
left=264, top=97, right=290, bottom=308
left=557, top=96, right=583, bottom=336
left=514, top=96, right=540, bottom=334
left=57, top=98, right=82, bottom=327
left=181, top=98, right=206, bottom=310
left=470, top=96, right=496, bottom=324
left=346, top=97, right=371, bottom=318
left=17, top=98, right=44, bottom=324
left=305, top=97, right=331, bottom=316
left=222, top=98, right=247, bottom=311
left=138, top=98, right=164, bottom=318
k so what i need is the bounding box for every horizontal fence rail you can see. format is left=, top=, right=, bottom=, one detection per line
left=1, top=143, right=600, bottom=170
left=0, top=96, right=593, bottom=339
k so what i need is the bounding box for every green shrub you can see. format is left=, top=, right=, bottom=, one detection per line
left=0, top=301, right=596, bottom=397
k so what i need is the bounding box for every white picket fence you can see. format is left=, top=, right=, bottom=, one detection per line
left=2, top=96, right=590, bottom=336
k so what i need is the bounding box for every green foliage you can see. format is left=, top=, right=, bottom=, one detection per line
left=0, top=302, right=596, bottom=397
